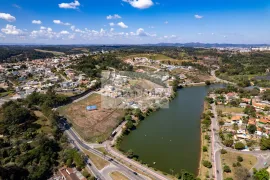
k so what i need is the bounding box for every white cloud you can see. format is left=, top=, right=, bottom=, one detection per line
left=194, top=14, right=203, bottom=19
left=123, top=0, right=154, bottom=9
left=0, top=33, right=5, bottom=38
left=109, top=22, right=115, bottom=26
left=32, top=20, right=42, bottom=24
left=110, top=28, right=114, bottom=32
left=117, top=22, right=128, bottom=28
left=106, top=14, right=121, bottom=20
left=59, top=0, right=80, bottom=9
left=53, top=20, right=71, bottom=26
left=1, top=24, right=22, bottom=35
left=136, top=28, right=147, bottom=36
left=60, top=30, right=70, bottom=35
left=0, top=13, right=16, bottom=22
left=149, top=26, right=154, bottom=28
left=70, top=25, right=76, bottom=31
left=12, top=4, right=21, bottom=9
left=40, top=26, right=46, bottom=30
left=130, top=28, right=156, bottom=37
left=164, top=21, right=168, bottom=24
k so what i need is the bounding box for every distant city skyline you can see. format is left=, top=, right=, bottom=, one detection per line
left=0, top=0, right=270, bottom=44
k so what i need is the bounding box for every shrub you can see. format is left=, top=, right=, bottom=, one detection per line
left=234, top=142, right=245, bottom=150
left=237, top=156, right=243, bottom=162
left=202, top=160, right=212, bottom=168
left=236, top=162, right=242, bottom=167
left=205, top=135, right=210, bottom=140
left=224, top=165, right=231, bottom=173
left=221, top=149, right=227, bottom=154
left=203, top=146, right=208, bottom=152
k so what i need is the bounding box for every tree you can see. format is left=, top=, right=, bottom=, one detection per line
left=244, top=105, right=256, bottom=117
left=220, top=149, right=227, bottom=154
left=247, top=124, right=257, bottom=134
left=232, top=123, right=239, bottom=131
left=223, top=140, right=234, bottom=147
left=205, top=80, right=211, bottom=86
left=260, top=137, right=270, bottom=150
left=223, top=165, right=231, bottom=173
left=237, top=156, right=243, bottom=162
left=202, top=160, right=212, bottom=168
left=253, top=168, right=269, bottom=180
left=234, top=142, right=245, bottom=150
left=126, top=149, right=134, bottom=159
left=2, top=101, right=32, bottom=125
left=203, top=146, right=208, bottom=152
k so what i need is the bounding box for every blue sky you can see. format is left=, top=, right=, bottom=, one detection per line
left=0, top=0, right=269, bottom=44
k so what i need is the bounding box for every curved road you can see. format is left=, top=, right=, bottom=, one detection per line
left=60, top=119, right=146, bottom=180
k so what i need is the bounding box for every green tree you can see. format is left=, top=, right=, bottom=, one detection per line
left=126, top=149, right=134, bottom=159
left=253, top=168, right=269, bottom=180
left=223, top=165, right=231, bottom=173
left=237, top=156, right=243, bottom=162
left=234, top=142, right=245, bottom=150
left=202, top=160, right=212, bottom=168
left=247, top=124, right=257, bottom=134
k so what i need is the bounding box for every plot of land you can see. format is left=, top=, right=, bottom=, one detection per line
left=35, top=49, right=65, bottom=55
left=33, top=111, right=53, bottom=134
left=110, top=171, right=130, bottom=180
left=58, top=93, right=124, bottom=142
left=221, top=151, right=257, bottom=180
left=82, top=148, right=109, bottom=170
left=216, top=105, right=244, bottom=114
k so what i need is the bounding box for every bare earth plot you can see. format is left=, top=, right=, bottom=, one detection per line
left=59, top=93, right=124, bottom=142
left=221, top=151, right=257, bottom=180
left=110, top=171, right=130, bottom=180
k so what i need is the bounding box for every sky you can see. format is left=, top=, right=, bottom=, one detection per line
left=0, top=0, right=270, bottom=44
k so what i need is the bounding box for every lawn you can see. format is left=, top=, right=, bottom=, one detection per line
left=221, top=151, right=257, bottom=180
left=82, top=148, right=109, bottom=170
left=58, top=93, right=124, bottom=143
left=110, top=171, right=130, bottom=180
left=216, top=105, right=244, bottom=114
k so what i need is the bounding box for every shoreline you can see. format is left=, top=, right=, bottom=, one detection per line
left=197, top=100, right=207, bottom=178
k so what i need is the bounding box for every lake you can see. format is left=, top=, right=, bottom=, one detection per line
left=120, top=84, right=225, bottom=175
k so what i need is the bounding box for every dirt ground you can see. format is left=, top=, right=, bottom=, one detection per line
left=221, top=151, right=257, bottom=180
left=59, top=93, right=124, bottom=142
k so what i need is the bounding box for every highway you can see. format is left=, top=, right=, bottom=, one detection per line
left=59, top=118, right=146, bottom=180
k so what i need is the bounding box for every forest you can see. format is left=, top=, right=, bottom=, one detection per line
left=216, top=52, right=270, bottom=87
left=72, top=54, right=133, bottom=78
left=0, top=91, right=88, bottom=180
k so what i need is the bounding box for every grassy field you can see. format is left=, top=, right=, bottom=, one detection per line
left=221, top=151, right=257, bottom=180
left=35, top=49, right=65, bottom=55
left=124, top=53, right=175, bottom=61
left=58, top=93, right=124, bottom=142
left=33, top=111, right=53, bottom=134
left=110, top=171, right=130, bottom=180
left=82, top=148, right=109, bottom=170
left=216, top=105, right=244, bottom=114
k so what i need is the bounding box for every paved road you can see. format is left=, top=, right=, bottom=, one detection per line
left=60, top=119, right=145, bottom=180
left=211, top=69, right=236, bottom=85
left=209, top=97, right=270, bottom=180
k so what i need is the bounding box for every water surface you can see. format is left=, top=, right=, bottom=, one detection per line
left=120, top=84, right=224, bottom=175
